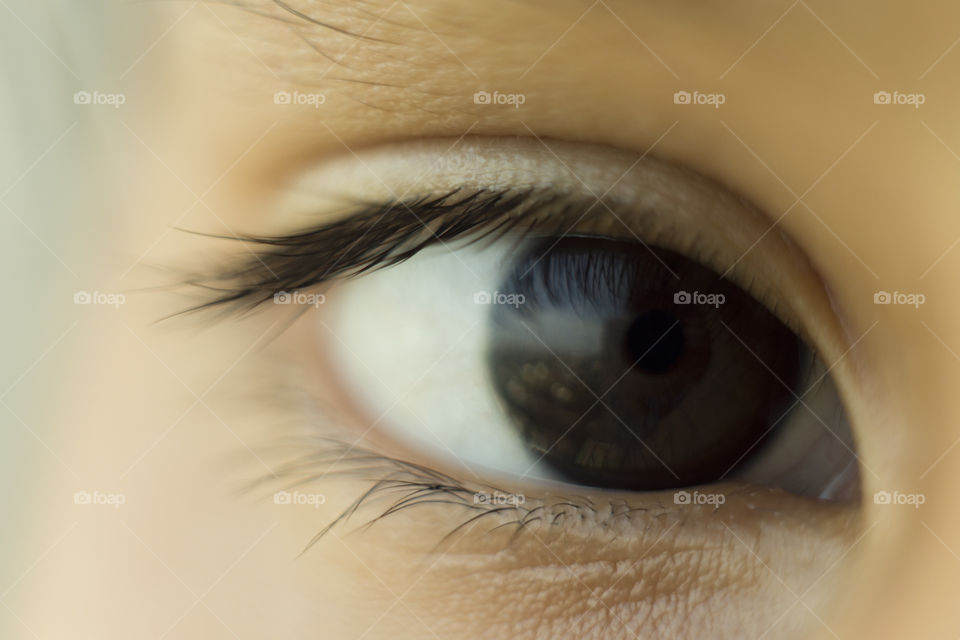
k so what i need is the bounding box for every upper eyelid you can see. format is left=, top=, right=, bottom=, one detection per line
left=172, top=135, right=852, bottom=391
left=175, top=174, right=813, bottom=341
left=174, top=135, right=722, bottom=316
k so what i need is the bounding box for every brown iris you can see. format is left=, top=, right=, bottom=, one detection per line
left=486, top=237, right=801, bottom=490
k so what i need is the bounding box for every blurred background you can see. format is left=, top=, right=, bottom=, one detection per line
left=0, top=1, right=132, bottom=635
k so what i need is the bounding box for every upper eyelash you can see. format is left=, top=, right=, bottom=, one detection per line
left=179, top=188, right=576, bottom=315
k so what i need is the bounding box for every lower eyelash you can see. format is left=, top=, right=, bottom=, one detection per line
left=251, top=436, right=737, bottom=553
left=255, top=437, right=580, bottom=550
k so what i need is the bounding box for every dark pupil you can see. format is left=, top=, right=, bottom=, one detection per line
left=627, top=309, right=684, bottom=373
left=487, top=237, right=802, bottom=491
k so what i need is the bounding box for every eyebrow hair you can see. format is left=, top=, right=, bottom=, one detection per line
left=201, top=0, right=478, bottom=107
left=206, top=0, right=400, bottom=42
left=181, top=188, right=578, bottom=315
left=271, top=0, right=394, bottom=43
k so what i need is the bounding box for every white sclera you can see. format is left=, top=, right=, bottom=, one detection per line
left=326, top=242, right=565, bottom=483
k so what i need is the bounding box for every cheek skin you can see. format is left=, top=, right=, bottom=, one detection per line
left=291, top=491, right=856, bottom=640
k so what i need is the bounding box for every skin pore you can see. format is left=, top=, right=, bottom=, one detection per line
left=18, top=0, right=960, bottom=638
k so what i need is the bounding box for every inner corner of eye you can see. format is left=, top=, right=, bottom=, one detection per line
left=322, top=199, right=861, bottom=509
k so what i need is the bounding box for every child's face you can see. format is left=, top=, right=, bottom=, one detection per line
left=19, top=1, right=960, bottom=638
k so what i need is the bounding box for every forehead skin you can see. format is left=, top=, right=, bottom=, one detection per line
left=41, top=0, right=960, bottom=639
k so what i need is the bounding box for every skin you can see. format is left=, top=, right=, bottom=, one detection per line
left=11, top=0, right=960, bottom=638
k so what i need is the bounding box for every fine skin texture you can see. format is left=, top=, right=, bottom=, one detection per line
left=10, top=1, right=960, bottom=639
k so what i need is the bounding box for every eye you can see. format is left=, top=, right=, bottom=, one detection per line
left=325, top=234, right=857, bottom=501
left=310, top=141, right=861, bottom=504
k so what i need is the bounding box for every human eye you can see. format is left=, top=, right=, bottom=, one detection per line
left=321, top=142, right=859, bottom=502
left=186, top=136, right=866, bottom=636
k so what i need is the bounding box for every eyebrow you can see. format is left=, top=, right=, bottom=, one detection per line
left=182, top=188, right=578, bottom=315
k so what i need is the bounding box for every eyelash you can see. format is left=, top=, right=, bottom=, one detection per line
left=181, top=189, right=516, bottom=308
left=177, top=187, right=655, bottom=316
left=178, top=183, right=804, bottom=344
left=258, top=435, right=741, bottom=550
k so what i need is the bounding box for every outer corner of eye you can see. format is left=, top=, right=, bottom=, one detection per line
left=310, top=142, right=863, bottom=528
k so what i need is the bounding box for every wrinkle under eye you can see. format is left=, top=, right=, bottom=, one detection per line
left=487, top=236, right=803, bottom=491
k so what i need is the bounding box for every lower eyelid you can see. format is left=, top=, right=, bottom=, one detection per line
left=257, top=407, right=855, bottom=567
left=309, top=482, right=856, bottom=639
